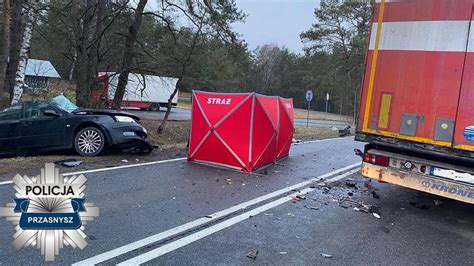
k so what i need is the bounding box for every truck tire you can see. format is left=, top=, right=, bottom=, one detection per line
left=74, top=127, right=105, bottom=156
left=149, top=103, right=160, bottom=111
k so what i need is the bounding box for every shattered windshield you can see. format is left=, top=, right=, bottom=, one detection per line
left=50, top=95, right=78, bottom=113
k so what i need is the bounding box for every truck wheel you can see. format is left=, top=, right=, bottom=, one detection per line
left=149, top=103, right=160, bottom=111
left=74, top=127, right=105, bottom=156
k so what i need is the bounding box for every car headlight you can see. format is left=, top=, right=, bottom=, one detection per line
left=115, top=115, right=136, bottom=123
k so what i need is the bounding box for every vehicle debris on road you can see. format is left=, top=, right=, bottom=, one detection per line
left=246, top=250, right=259, bottom=260
left=320, top=253, right=333, bottom=259
left=54, top=159, right=82, bottom=167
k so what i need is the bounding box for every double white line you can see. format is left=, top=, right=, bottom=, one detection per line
left=73, top=162, right=361, bottom=265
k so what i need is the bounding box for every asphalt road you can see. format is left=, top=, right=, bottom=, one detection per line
left=0, top=137, right=473, bottom=265
left=129, top=108, right=352, bottom=129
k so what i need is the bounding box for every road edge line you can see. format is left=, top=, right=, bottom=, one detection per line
left=117, top=168, right=360, bottom=265
left=72, top=162, right=360, bottom=265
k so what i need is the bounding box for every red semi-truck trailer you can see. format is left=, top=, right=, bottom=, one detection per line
left=92, top=72, right=179, bottom=111
left=356, top=0, right=474, bottom=204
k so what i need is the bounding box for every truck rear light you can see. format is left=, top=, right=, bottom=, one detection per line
left=363, top=153, right=390, bottom=167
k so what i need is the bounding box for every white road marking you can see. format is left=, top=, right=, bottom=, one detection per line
left=62, top=157, right=187, bottom=176
left=0, top=180, right=12, bottom=185
left=294, top=136, right=353, bottom=145
left=118, top=168, right=360, bottom=265
left=0, top=158, right=187, bottom=186
left=0, top=136, right=354, bottom=186
left=72, top=162, right=360, bottom=265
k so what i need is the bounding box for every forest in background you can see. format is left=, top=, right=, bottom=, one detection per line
left=0, top=0, right=372, bottom=118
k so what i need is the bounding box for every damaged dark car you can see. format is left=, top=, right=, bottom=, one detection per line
left=0, top=95, right=152, bottom=156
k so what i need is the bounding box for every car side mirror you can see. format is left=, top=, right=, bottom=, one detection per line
left=44, top=109, right=60, bottom=117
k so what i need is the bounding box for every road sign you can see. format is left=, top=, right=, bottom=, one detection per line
left=325, top=93, right=330, bottom=113
left=306, top=90, right=313, bottom=102
left=305, top=90, right=313, bottom=128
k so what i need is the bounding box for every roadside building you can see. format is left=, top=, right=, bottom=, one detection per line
left=24, top=59, right=61, bottom=95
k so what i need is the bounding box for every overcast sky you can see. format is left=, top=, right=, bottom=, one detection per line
left=233, top=0, right=321, bottom=53
left=146, top=0, right=321, bottom=53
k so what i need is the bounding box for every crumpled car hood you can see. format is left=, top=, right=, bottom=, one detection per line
left=72, top=108, right=140, bottom=121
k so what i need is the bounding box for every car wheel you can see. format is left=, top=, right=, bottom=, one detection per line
left=149, top=103, right=160, bottom=111
left=74, top=127, right=105, bottom=156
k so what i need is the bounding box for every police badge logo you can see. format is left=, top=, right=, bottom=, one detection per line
left=0, top=163, right=99, bottom=261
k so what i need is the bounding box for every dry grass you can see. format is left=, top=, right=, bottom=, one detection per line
left=294, top=108, right=353, bottom=122
left=141, top=119, right=190, bottom=149
left=294, top=126, right=340, bottom=141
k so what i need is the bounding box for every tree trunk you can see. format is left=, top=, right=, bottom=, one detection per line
left=11, top=4, right=37, bottom=105
left=157, top=77, right=181, bottom=134
left=73, top=0, right=94, bottom=107
left=0, top=0, right=12, bottom=105
left=85, top=0, right=107, bottom=107
left=4, top=0, right=23, bottom=104
left=157, top=21, right=203, bottom=134
left=111, top=0, right=147, bottom=110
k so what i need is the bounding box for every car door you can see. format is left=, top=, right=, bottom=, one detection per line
left=19, top=101, right=66, bottom=150
left=0, top=104, right=23, bottom=153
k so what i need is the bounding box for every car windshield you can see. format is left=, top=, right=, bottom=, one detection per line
left=50, top=95, right=78, bottom=113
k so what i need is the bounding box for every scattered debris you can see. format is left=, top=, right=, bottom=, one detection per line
left=204, top=215, right=213, bottom=218
left=121, top=159, right=128, bottom=163
left=246, top=250, right=259, bottom=260
left=371, top=191, right=380, bottom=199
left=264, top=213, right=274, bottom=216
left=347, top=192, right=354, bottom=196
left=304, top=205, right=320, bottom=210
left=338, top=125, right=351, bottom=137
left=287, top=213, right=295, bottom=217
left=54, top=159, right=82, bottom=168
left=433, top=199, right=443, bottom=206
left=345, top=180, right=356, bottom=188
left=320, top=253, right=333, bottom=259
left=278, top=251, right=287, bottom=255
left=372, top=213, right=381, bottom=219
left=291, top=194, right=306, bottom=201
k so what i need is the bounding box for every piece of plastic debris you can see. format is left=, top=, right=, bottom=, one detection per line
left=345, top=180, right=356, bottom=188
left=291, top=194, right=306, bottom=201
left=246, top=250, right=258, bottom=260
left=54, top=159, right=82, bottom=167
left=373, top=213, right=381, bottom=219
left=433, top=199, right=443, bottom=206
left=287, top=213, right=295, bottom=217
left=278, top=252, right=287, bottom=255
left=264, top=213, right=273, bottom=216
left=121, top=159, right=128, bottom=163
left=204, top=215, right=212, bottom=218
left=321, top=253, right=333, bottom=258
left=371, top=191, right=380, bottom=199
left=304, top=205, right=319, bottom=210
